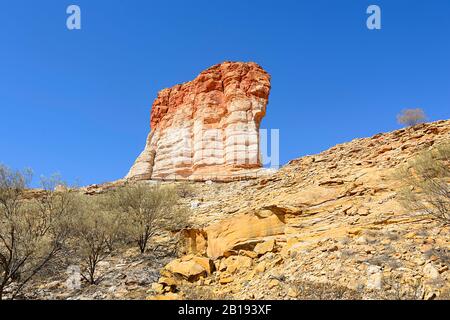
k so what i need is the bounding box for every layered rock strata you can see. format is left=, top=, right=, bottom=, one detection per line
left=126, top=62, right=271, bottom=181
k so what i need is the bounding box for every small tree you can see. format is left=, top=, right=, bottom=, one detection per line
left=176, top=182, right=196, bottom=198
left=397, top=108, right=427, bottom=127
left=97, top=193, right=129, bottom=252
left=396, top=141, right=450, bottom=224
left=72, top=195, right=120, bottom=285
left=0, top=167, right=75, bottom=299
left=113, top=183, right=188, bottom=254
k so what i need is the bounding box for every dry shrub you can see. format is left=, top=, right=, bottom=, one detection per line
left=437, top=288, right=450, bottom=300
left=176, top=182, right=196, bottom=198
left=423, top=247, right=449, bottom=267
left=181, top=283, right=232, bottom=300
left=0, top=167, right=76, bottom=299
left=366, top=253, right=403, bottom=270
left=68, top=183, right=190, bottom=286
left=396, top=141, right=450, bottom=224
left=110, top=183, right=189, bottom=253
left=397, top=108, right=426, bottom=127
left=293, top=280, right=363, bottom=300
left=1, top=167, right=191, bottom=291
left=378, top=275, right=424, bottom=300
left=293, top=278, right=426, bottom=300
left=71, top=194, right=121, bottom=285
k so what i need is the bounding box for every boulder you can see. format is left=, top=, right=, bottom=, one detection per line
left=151, top=283, right=164, bottom=294
left=158, top=276, right=177, bottom=287
left=239, top=250, right=258, bottom=259
left=268, top=279, right=280, bottom=289
left=423, top=263, right=440, bottom=280
left=164, top=255, right=214, bottom=281
left=254, top=240, right=275, bottom=255
left=366, top=265, right=382, bottom=290
left=219, top=273, right=235, bottom=284
left=255, top=261, right=267, bottom=273
left=205, top=209, right=287, bottom=258
left=180, top=229, right=208, bottom=255
left=220, top=255, right=253, bottom=274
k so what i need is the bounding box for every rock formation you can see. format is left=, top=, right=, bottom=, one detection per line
left=126, top=62, right=271, bottom=181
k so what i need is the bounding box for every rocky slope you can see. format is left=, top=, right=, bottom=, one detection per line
left=153, top=119, right=450, bottom=300
left=22, top=120, right=450, bottom=300
left=126, top=62, right=271, bottom=181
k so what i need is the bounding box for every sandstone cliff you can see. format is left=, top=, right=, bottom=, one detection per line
left=126, top=62, right=271, bottom=181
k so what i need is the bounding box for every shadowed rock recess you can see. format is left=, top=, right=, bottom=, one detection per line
left=126, top=62, right=271, bottom=181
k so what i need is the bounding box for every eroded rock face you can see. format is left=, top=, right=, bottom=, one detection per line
left=126, top=61, right=271, bottom=181
left=205, top=209, right=286, bottom=258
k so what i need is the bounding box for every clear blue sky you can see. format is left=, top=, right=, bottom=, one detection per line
left=1, top=0, right=449, bottom=186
